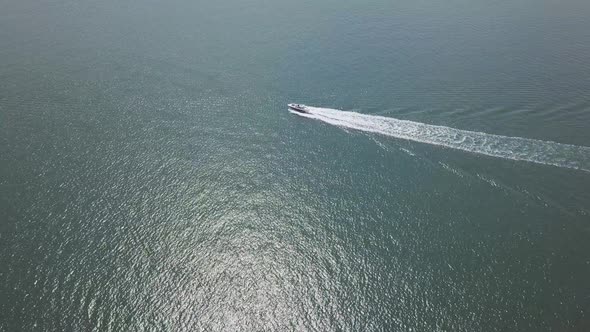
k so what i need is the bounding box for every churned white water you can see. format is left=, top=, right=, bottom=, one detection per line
left=292, top=106, right=590, bottom=172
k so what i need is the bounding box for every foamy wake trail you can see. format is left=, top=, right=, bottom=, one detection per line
left=292, top=106, right=590, bottom=172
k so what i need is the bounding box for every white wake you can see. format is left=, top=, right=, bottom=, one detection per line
left=291, top=106, right=590, bottom=172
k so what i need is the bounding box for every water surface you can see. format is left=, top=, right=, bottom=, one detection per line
left=1, top=0, right=590, bottom=331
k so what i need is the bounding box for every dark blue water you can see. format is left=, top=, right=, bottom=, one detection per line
left=1, top=0, right=590, bottom=330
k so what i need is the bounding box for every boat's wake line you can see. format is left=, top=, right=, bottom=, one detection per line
left=291, top=106, right=590, bottom=172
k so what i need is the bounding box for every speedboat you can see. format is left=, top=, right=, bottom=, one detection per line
left=288, top=103, right=309, bottom=114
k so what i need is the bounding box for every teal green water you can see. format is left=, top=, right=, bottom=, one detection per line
left=1, top=0, right=590, bottom=330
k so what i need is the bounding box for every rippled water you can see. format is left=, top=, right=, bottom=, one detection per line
left=1, top=0, right=590, bottom=331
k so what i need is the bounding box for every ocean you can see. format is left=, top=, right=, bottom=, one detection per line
left=1, top=0, right=589, bottom=330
